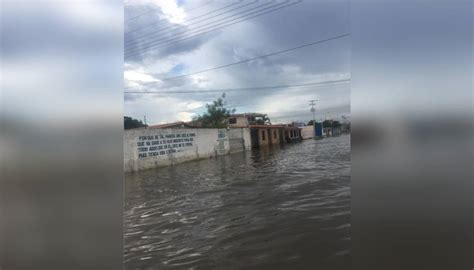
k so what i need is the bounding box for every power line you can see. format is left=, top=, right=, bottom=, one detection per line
left=126, top=6, right=164, bottom=22
left=227, top=97, right=342, bottom=110
left=126, top=1, right=214, bottom=23
left=124, top=79, right=350, bottom=94
left=126, top=1, right=240, bottom=35
left=125, top=33, right=350, bottom=89
left=126, top=1, right=272, bottom=49
left=125, top=1, right=290, bottom=57
left=125, top=1, right=301, bottom=59
left=271, top=107, right=347, bottom=121
left=126, top=0, right=258, bottom=44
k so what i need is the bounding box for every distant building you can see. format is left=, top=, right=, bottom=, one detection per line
left=147, top=121, right=195, bottom=129
left=341, top=122, right=351, bottom=133
left=249, top=125, right=284, bottom=147
left=315, top=122, right=323, bottom=137
left=248, top=124, right=301, bottom=148
left=227, top=113, right=301, bottom=147
left=323, top=127, right=333, bottom=137
left=228, top=113, right=270, bottom=128
left=301, top=125, right=315, bottom=139
left=291, top=121, right=305, bottom=128
left=282, top=125, right=302, bottom=142
left=319, top=120, right=343, bottom=137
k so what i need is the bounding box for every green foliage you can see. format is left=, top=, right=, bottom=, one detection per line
left=322, top=120, right=341, bottom=128
left=253, top=114, right=271, bottom=125
left=193, top=93, right=236, bottom=128
left=124, top=116, right=147, bottom=130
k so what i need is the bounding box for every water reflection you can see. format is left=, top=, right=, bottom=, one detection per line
left=125, top=135, right=350, bottom=269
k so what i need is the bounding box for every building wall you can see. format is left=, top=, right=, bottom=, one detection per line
left=228, top=116, right=249, bottom=127
left=250, top=129, right=259, bottom=148
left=315, top=123, right=323, bottom=137
left=124, top=128, right=250, bottom=173
left=269, top=128, right=280, bottom=144
left=228, top=128, right=252, bottom=153
left=323, top=128, right=332, bottom=137
left=284, top=128, right=302, bottom=141
left=301, top=125, right=315, bottom=139
left=278, top=129, right=285, bottom=144
left=257, top=128, right=270, bottom=146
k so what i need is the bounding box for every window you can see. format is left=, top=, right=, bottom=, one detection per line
left=229, top=118, right=237, bottom=124
left=262, top=130, right=265, bottom=140
left=274, top=130, right=277, bottom=139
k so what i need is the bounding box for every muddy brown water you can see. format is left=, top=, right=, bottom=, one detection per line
left=125, top=134, right=350, bottom=269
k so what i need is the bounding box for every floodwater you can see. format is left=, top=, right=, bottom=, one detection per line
left=124, top=134, right=350, bottom=269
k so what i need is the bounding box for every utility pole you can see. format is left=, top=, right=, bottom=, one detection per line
left=309, top=100, right=316, bottom=125
left=144, top=115, right=147, bottom=125
left=309, top=100, right=318, bottom=137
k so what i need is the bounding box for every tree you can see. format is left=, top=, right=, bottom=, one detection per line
left=254, top=114, right=271, bottom=125
left=124, top=116, right=147, bottom=129
left=322, top=120, right=341, bottom=128
left=193, top=93, right=235, bottom=128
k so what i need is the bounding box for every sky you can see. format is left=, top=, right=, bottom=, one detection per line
left=124, top=0, right=351, bottom=125
left=1, top=0, right=123, bottom=127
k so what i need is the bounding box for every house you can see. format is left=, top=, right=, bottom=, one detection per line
left=283, top=125, right=302, bottom=142
left=249, top=124, right=285, bottom=147
left=227, top=113, right=301, bottom=148
left=291, top=121, right=305, bottom=128
left=228, top=113, right=270, bottom=128
left=147, top=121, right=195, bottom=129
left=248, top=124, right=302, bottom=148
left=341, top=122, right=351, bottom=133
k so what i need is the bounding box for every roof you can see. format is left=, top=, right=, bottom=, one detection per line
left=230, top=113, right=267, bottom=118
left=148, top=121, right=194, bottom=129
left=249, top=124, right=299, bottom=129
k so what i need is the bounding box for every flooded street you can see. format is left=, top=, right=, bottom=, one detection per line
left=124, top=134, right=350, bottom=269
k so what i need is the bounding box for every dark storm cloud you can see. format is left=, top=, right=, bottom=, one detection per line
left=124, top=0, right=351, bottom=124
left=124, top=1, right=224, bottom=62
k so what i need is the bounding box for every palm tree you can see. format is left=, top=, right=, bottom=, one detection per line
left=254, top=114, right=271, bottom=125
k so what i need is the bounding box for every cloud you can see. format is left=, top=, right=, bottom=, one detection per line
left=185, top=101, right=205, bottom=110
left=125, top=95, right=206, bottom=125
left=124, top=70, right=160, bottom=83
left=124, top=0, right=351, bottom=123
left=177, top=111, right=195, bottom=122
left=151, top=0, right=187, bottom=24
left=126, top=0, right=187, bottom=24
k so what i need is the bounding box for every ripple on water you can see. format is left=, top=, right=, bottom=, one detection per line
left=125, top=135, right=351, bottom=269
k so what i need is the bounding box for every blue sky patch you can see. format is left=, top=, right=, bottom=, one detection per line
left=169, top=63, right=185, bottom=76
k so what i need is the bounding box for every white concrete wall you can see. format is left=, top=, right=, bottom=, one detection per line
left=124, top=128, right=251, bottom=173
left=228, top=128, right=252, bottom=153
left=234, top=116, right=249, bottom=126
left=228, top=116, right=249, bottom=127
left=301, top=126, right=315, bottom=139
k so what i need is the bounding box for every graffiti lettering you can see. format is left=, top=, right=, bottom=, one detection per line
left=137, top=132, right=196, bottom=158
